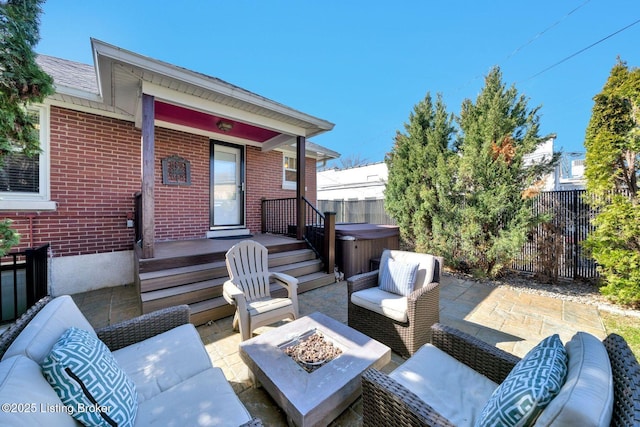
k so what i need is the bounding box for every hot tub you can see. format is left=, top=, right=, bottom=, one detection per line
left=335, top=223, right=400, bottom=279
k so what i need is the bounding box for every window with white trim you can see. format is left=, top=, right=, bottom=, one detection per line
left=283, top=154, right=297, bottom=190
left=0, top=105, right=55, bottom=210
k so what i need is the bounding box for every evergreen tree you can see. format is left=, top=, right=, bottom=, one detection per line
left=454, top=67, right=558, bottom=277
left=384, top=93, right=455, bottom=254
left=0, top=0, right=53, bottom=255
left=583, top=59, right=640, bottom=307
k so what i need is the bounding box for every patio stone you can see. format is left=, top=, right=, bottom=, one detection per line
left=70, top=272, right=612, bottom=425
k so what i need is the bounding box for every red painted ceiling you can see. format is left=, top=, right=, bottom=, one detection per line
left=154, top=101, right=280, bottom=142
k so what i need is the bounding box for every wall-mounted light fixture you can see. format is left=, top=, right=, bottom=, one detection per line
left=217, top=120, right=233, bottom=132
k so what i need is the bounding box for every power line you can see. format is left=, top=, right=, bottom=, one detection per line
left=452, top=2, right=590, bottom=94
left=507, top=0, right=591, bottom=60
left=526, top=17, right=640, bottom=81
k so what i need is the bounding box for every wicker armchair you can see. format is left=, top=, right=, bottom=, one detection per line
left=347, top=249, right=443, bottom=358
left=362, top=323, right=640, bottom=427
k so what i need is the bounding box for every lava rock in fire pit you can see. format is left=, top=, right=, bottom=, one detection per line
left=284, top=332, right=342, bottom=373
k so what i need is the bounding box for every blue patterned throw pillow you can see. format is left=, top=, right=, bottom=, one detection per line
left=41, top=327, right=138, bottom=427
left=378, top=258, right=420, bottom=296
left=475, top=334, right=568, bottom=427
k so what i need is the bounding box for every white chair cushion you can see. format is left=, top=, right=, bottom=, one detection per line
left=534, top=332, right=614, bottom=427
left=390, top=344, right=498, bottom=426
left=350, top=287, right=408, bottom=323
left=2, top=295, right=95, bottom=364
left=113, top=324, right=212, bottom=402
left=0, top=355, right=77, bottom=427
left=135, top=367, right=252, bottom=426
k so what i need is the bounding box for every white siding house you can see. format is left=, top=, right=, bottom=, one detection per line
left=317, top=162, right=388, bottom=200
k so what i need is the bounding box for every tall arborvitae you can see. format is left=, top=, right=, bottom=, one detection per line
left=583, top=59, right=640, bottom=308
left=385, top=93, right=455, bottom=254
left=454, top=67, right=558, bottom=277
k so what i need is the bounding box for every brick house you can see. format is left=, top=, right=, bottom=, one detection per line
left=0, top=39, right=338, bottom=303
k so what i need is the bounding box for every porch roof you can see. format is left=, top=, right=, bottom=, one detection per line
left=36, top=39, right=338, bottom=160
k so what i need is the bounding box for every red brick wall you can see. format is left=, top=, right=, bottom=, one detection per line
left=153, top=128, right=209, bottom=241
left=3, top=106, right=318, bottom=256
left=5, top=107, right=140, bottom=256
left=245, top=146, right=317, bottom=233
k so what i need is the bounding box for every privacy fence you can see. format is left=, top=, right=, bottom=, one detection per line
left=319, top=190, right=599, bottom=281
left=317, top=199, right=396, bottom=226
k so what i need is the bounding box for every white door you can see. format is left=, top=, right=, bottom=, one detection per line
left=211, top=142, right=244, bottom=227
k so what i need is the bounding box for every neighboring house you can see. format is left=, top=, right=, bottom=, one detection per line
left=523, top=137, right=586, bottom=191
left=0, top=39, right=338, bottom=296
left=317, top=139, right=584, bottom=203
left=317, top=162, right=387, bottom=200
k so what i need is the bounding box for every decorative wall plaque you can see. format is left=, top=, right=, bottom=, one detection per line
left=162, top=155, right=191, bottom=186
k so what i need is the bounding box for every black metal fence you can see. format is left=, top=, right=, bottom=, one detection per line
left=1, top=244, right=49, bottom=323
left=514, top=190, right=596, bottom=281
left=317, top=199, right=396, bottom=225
left=320, top=192, right=600, bottom=281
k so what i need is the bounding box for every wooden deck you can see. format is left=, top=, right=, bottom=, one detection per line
left=134, top=234, right=335, bottom=325
left=148, top=234, right=305, bottom=260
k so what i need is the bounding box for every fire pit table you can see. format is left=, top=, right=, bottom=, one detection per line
left=239, top=311, right=391, bottom=427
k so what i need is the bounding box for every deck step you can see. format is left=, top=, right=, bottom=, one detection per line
left=138, top=243, right=336, bottom=326
left=139, top=261, right=227, bottom=293
left=139, top=249, right=318, bottom=293
left=140, top=278, right=225, bottom=314
left=271, top=259, right=324, bottom=278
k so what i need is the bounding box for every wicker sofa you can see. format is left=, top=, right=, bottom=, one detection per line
left=0, top=296, right=261, bottom=426
left=362, top=323, right=640, bottom=426
left=347, top=249, right=444, bottom=358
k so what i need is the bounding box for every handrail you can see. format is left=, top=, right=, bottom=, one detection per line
left=261, top=197, right=335, bottom=274
left=301, top=196, right=325, bottom=258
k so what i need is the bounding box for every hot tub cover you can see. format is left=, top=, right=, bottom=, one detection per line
left=335, top=223, right=400, bottom=240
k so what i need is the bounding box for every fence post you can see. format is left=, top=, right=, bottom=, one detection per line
left=323, top=212, right=336, bottom=274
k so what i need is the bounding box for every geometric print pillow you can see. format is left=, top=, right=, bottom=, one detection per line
left=40, top=327, right=138, bottom=427
left=475, top=334, right=568, bottom=427
left=378, top=258, right=420, bottom=296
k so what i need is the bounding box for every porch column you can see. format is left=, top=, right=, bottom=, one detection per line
left=296, top=135, right=306, bottom=241
left=141, top=94, right=155, bottom=258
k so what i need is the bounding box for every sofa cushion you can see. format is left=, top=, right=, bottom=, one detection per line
left=135, top=367, right=252, bottom=426
left=534, top=332, right=614, bottom=427
left=379, top=258, right=419, bottom=296
left=476, top=334, right=568, bottom=427
left=389, top=343, right=498, bottom=426
left=0, top=355, right=77, bottom=427
left=350, top=286, right=408, bottom=322
left=2, top=295, right=95, bottom=364
left=113, top=324, right=213, bottom=402
left=41, top=327, right=138, bottom=427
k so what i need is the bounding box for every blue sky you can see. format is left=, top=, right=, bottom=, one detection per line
left=36, top=1, right=640, bottom=165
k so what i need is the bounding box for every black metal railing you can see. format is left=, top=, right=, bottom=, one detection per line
left=0, top=243, right=49, bottom=323
left=302, top=196, right=325, bottom=258
left=261, top=197, right=297, bottom=236
left=261, top=197, right=335, bottom=274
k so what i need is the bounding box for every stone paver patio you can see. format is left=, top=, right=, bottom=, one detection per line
left=72, top=273, right=607, bottom=426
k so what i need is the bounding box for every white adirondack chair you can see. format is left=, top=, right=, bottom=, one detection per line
left=223, top=240, right=299, bottom=341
